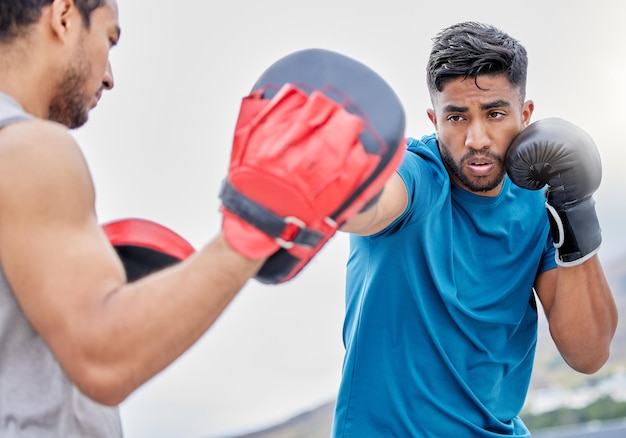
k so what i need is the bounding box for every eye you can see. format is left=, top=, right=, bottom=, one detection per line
left=447, top=114, right=465, bottom=122
left=487, top=111, right=505, bottom=119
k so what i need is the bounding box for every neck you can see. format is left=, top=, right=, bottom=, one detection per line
left=0, top=47, right=57, bottom=120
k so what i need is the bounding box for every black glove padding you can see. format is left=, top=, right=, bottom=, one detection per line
left=505, top=118, right=602, bottom=267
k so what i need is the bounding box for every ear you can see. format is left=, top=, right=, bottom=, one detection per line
left=427, top=108, right=438, bottom=131
left=521, top=100, right=534, bottom=128
left=49, top=0, right=75, bottom=43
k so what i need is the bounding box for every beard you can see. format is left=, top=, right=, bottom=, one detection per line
left=439, top=143, right=506, bottom=193
left=48, top=46, right=92, bottom=129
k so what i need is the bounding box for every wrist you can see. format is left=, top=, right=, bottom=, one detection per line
left=546, top=196, right=601, bottom=267
left=214, top=232, right=268, bottom=264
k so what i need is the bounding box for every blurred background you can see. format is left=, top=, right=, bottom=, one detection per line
left=73, top=0, right=626, bottom=436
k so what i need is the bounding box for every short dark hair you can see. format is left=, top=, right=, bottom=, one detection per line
left=0, top=0, right=106, bottom=42
left=426, top=22, right=528, bottom=102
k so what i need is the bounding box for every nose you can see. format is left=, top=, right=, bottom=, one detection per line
left=102, top=61, right=114, bottom=90
left=465, top=120, right=490, bottom=150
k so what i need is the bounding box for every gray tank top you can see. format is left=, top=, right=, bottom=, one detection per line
left=0, top=92, right=123, bottom=437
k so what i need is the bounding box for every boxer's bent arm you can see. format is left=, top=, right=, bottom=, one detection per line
left=534, top=257, right=617, bottom=374
left=340, top=172, right=408, bottom=236
left=0, top=120, right=263, bottom=405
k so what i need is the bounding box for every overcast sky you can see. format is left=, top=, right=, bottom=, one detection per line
left=72, top=1, right=626, bottom=437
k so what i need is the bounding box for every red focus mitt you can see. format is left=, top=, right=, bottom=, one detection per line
left=102, top=218, right=196, bottom=282
left=219, top=48, right=406, bottom=284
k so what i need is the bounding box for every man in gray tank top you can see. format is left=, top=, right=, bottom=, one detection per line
left=0, top=92, right=123, bottom=436
left=0, top=1, right=261, bottom=436
left=0, top=0, right=406, bottom=436
left=0, top=1, right=264, bottom=436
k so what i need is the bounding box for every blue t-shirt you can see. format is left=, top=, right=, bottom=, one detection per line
left=332, top=134, right=556, bottom=437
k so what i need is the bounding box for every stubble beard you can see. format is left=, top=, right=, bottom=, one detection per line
left=439, top=143, right=506, bottom=193
left=48, top=47, right=92, bottom=129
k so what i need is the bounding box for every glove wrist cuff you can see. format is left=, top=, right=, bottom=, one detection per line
left=546, top=196, right=602, bottom=267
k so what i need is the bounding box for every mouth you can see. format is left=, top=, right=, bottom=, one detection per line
left=465, top=155, right=495, bottom=177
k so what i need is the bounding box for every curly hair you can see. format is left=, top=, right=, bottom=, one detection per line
left=0, top=0, right=106, bottom=42
left=426, top=22, right=528, bottom=102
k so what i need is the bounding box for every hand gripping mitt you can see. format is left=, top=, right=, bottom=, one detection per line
left=103, top=218, right=196, bottom=282
left=219, top=48, right=406, bottom=284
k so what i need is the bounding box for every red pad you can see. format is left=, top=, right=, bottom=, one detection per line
left=102, top=218, right=195, bottom=282
left=222, top=85, right=378, bottom=258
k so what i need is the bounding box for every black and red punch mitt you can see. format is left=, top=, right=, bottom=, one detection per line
left=219, top=48, right=406, bottom=284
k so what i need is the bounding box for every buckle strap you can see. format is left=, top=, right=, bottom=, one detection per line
left=219, top=181, right=325, bottom=249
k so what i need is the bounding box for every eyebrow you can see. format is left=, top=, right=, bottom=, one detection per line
left=442, top=99, right=512, bottom=113
left=481, top=99, right=512, bottom=110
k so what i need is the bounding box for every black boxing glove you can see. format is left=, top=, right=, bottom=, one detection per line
left=505, top=118, right=602, bottom=267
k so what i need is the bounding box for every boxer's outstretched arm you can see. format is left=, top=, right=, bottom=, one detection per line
left=0, top=120, right=263, bottom=405
left=340, top=172, right=408, bottom=236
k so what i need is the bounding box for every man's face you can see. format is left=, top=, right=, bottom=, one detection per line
left=48, top=0, right=120, bottom=128
left=427, top=74, right=533, bottom=196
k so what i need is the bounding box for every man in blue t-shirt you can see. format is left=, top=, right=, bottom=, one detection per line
left=333, top=22, right=618, bottom=437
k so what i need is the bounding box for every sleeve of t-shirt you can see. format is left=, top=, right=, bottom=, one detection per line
left=380, top=137, right=445, bottom=234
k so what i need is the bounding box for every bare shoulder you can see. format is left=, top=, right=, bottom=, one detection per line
left=0, top=118, right=95, bottom=209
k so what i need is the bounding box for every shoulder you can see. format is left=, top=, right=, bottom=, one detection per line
left=400, top=134, right=447, bottom=189
left=406, top=134, right=438, bottom=156
left=0, top=119, right=95, bottom=210
left=403, top=134, right=444, bottom=173
left=0, top=118, right=91, bottom=178
left=0, top=118, right=85, bottom=159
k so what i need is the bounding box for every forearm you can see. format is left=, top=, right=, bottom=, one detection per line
left=65, top=233, right=263, bottom=405
left=547, top=256, right=618, bottom=374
